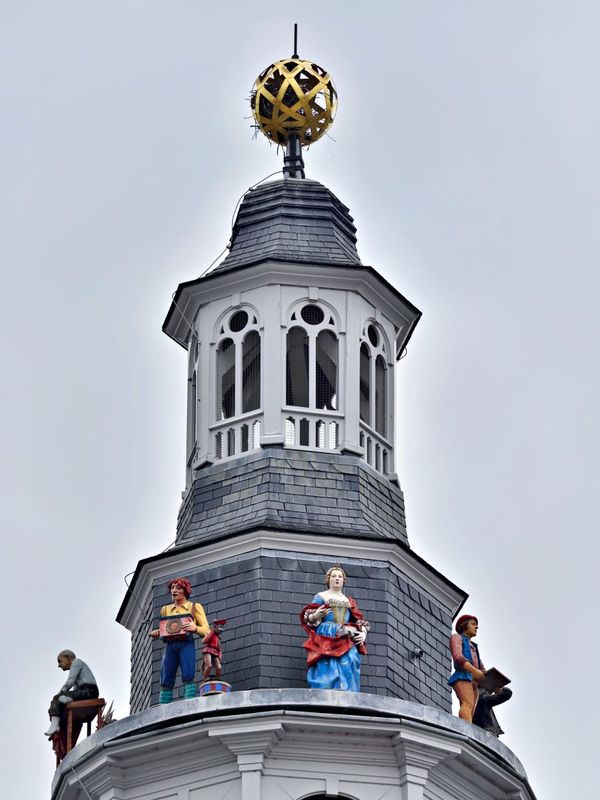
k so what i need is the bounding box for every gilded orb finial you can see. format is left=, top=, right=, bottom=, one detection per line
left=250, top=48, right=337, bottom=148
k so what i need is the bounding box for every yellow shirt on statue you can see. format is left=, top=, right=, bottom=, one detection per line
left=159, top=600, right=209, bottom=636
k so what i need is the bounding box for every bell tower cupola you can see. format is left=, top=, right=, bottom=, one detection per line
left=163, top=54, right=421, bottom=538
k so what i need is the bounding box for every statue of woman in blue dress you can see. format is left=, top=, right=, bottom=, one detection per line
left=300, top=565, right=369, bottom=691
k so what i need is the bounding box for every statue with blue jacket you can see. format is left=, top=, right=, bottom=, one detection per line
left=448, top=614, right=486, bottom=722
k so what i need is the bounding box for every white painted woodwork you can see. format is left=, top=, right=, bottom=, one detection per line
left=175, top=263, right=412, bottom=487
left=51, top=704, right=535, bottom=800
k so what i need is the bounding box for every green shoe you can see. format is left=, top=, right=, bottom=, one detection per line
left=182, top=682, right=196, bottom=699
left=159, top=688, right=173, bottom=704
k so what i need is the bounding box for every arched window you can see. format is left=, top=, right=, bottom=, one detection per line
left=190, top=371, right=197, bottom=441
left=360, top=323, right=388, bottom=438
left=316, top=330, right=338, bottom=410
left=242, top=330, right=261, bottom=413
left=215, top=309, right=261, bottom=421
left=375, top=355, right=386, bottom=436
left=186, top=336, right=199, bottom=474
left=299, top=795, right=357, bottom=800
left=286, top=304, right=338, bottom=410
left=359, top=342, right=370, bottom=423
left=286, top=326, right=309, bottom=407
left=216, top=338, right=235, bottom=420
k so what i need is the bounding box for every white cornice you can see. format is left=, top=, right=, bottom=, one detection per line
left=51, top=699, right=533, bottom=800
left=118, top=529, right=466, bottom=631
left=165, top=261, right=419, bottom=349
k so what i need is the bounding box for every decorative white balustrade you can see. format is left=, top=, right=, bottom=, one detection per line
left=359, top=422, right=391, bottom=475
left=211, top=413, right=262, bottom=460
left=283, top=410, right=342, bottom=451
left=209, top=412, right=391, bottom=476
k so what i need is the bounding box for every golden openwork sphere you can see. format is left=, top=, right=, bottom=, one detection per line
left=251, top=58, right=337, bottom=146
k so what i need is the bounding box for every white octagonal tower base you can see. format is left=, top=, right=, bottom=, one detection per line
left=51, top=691, right=535, bottom=800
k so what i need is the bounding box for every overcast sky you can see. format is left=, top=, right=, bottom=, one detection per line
left=1, top=2, right=598, bottom=797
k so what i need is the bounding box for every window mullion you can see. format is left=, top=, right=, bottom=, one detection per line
left=235, top=337, right=243, bottom=417
left=308, top=332, right=316, bottom=408
left=370, top=347, right=376, bottom=428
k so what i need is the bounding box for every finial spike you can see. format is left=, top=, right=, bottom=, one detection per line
left=283, top=134, right=305, bottom=179
left=293, top=23, right=299, bottom=58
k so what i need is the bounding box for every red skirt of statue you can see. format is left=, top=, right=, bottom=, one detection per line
left=300, top=598, right=367, bottom=667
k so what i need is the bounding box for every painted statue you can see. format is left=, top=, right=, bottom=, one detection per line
left=149, top=577, right=209, bottom=703
left=300, top=565, right=369, bottom=691
left=448, top=614, right=486, bottom=722
left=202, top=619, right=227, bottom=681
left=45, top=650, right=99, bottom=737
left=473, top=686, right=513, bottom=736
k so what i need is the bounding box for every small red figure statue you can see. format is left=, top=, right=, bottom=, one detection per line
left=202, top=619, right=227, bottom=680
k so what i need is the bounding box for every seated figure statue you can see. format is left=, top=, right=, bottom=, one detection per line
left=45, top=650, right=99, bottom=737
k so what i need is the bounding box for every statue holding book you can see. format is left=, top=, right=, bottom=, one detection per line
left=448, top=614, right=511, bottom=725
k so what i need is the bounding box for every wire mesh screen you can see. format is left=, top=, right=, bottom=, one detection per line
left=301, top=304, right=325, bottom=325
left=375, top=356, right=386, bottom=436
left=229, top=310, right=249, bottom=332
left=316, top=420, right=325, bottom=448
left=286, top=327, right=309, bottom=406
left=316, top=330, right=338, bottom=410
left=360, top=343, right=370, bottom=423
left=285, top=417, right=296, bottom=445
left=191, top=372, right=197, bottom=436
left=329, top=421, right=338, bottom=449
left=242, top=331, right=261, bottom=413
left=188, top=371, right=197, bottom=456
left=252, top=420, right=261, bottom=449
left=216, top=338, right=235, bottom=419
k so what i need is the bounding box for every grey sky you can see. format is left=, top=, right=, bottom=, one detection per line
left=1, top=2, right=597, bottom=797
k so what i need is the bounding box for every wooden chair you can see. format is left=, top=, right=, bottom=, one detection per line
left=64, top=698, right=106, bottom=754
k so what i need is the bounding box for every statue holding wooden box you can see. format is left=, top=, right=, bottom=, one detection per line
left=149, top=577, right=209, bottom=703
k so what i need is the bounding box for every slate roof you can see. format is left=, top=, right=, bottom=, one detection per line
left=175, top=448, right=408, bottom=547
left=213, top=178, right=361, bottom=273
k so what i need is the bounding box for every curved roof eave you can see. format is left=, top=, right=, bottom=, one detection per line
left=163, top=258, right=421, bottom=359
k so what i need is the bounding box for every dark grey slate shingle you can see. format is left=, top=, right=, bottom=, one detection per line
left=176, top=449, right=408, bottom=546
left=129, top=552, right=453, bottom=714
left=213, top=178, right=361, bottom=273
